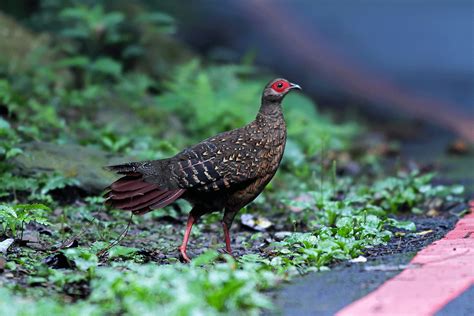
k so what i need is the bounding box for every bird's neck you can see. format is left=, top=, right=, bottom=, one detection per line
left=256, top=100, right=284, bottom=123
left=256, top=100, right=287, bottom=147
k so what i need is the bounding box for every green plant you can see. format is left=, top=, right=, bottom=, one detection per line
left=0, top=252, right=276, bottom=316
left=0, top=203, right=51, bottom=238
left=356, top=171, right=465, bottom=213
left=63, top=247, right=99, bottom=279
left=0, top=172, right=80, bottom=203
left=270, top=207, right=395, bottom=274
left=60, top=4, right=125, bottom=46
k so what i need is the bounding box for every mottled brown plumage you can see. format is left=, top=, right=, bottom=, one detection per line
left=104, top=78, right=301, bottom=261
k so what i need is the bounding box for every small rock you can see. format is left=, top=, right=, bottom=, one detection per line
left=427, top=209, right=440, bottom=217
left=0, top=238, right=14, bottom=254
left=274, top=231, right=292, bottom=241
left=349, top=255, right=367, bottom=263
left=43, top=253, right=75, bottom=269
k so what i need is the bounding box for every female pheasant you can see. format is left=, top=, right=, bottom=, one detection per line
left=104, top=78, right=301, bottom=262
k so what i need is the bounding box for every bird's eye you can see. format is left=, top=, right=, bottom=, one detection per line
left=271, top=80, right=288, bottom=92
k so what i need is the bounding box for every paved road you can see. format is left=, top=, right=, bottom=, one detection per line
left=337, top=210, right=474, bottom=316
left=270, top=205, right=474, bottom=316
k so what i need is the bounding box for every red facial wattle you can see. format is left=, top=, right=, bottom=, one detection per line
left=271, top=80, right=290, bottom=93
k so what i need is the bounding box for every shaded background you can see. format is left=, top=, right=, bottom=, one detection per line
left=3, top=0, right=473, bottom=140
left=156, top=0, right=474, bottom=141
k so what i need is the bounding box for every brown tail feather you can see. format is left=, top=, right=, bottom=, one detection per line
left=149, top=189, right=185, bottom=209
left=110, top=177, right=150, bottom=192
left=114, top=189, right=169, bottom=209
left=104, top=175, right=185, bottom=214
left=103, top=185, right=156, bottom=200
left=122, top=189, right=184, bottom=212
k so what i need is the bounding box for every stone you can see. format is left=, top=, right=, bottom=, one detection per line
left=11, top=142, right=133, bottom=193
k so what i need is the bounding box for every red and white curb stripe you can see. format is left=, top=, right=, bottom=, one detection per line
left=337, top=201, right=474, bottom=316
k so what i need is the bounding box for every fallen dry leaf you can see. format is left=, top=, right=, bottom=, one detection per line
left=414, top=230, right=433, bottom=236
left=241, top=214, right=273, bottom=231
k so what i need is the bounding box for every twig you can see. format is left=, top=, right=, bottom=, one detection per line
left=54, top=229, right=86, bottom=251
left=96, top=213, right=133, bottom=258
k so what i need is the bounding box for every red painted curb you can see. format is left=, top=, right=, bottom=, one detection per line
left=336, top=203, right=474, bottom=316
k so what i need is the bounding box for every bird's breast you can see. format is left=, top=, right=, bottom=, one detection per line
left=254, top=125, right=287, bottom=172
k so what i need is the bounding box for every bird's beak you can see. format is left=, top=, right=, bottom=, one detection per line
left=289, top=82, right=302, bottom=90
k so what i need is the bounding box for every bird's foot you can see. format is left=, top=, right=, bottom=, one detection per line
left=222, top=248, right=235, bottom=258
left=178, top=246, right=191, bottom=263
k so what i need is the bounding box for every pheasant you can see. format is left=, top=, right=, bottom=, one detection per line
left=104, top=78, right=301, bottom=262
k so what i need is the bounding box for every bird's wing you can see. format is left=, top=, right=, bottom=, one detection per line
left=164, top=132, right=267, bottom=192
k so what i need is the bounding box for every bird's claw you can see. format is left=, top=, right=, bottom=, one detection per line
left=178, top=246, right=191, bottom=263
left=222, top=248, right=235, bottom=258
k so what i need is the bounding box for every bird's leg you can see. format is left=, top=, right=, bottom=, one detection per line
left=222, top=209, right=238, bottom=256
left=178, top=212, right=198, bottom=263
left=222, top=222, right=232, bottom=254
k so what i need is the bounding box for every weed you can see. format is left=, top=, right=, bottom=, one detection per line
left=0, top=203, right=50, bottom=239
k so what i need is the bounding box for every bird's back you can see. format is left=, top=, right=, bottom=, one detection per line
left=168, top=113, right=287, bottom=193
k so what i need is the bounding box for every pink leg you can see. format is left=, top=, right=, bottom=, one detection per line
left=178, top=214, right=195, bottom=263
left=222, top=222, right=233, bottom=254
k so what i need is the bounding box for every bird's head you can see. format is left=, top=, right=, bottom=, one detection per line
left=262, top=78, right=302, bottom=103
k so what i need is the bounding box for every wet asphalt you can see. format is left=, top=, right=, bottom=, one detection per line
left=267, top=216, right=461, bottom=316
left=436, top=285, right=474, bottom=316
left=268, top=255, right=408, bottom=316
